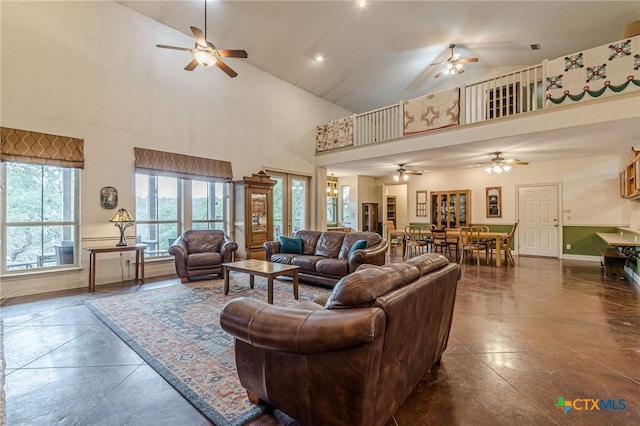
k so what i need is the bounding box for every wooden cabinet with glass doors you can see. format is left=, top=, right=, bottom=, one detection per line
left=234, top=171, right=277, bottom=260
left=430, top=190, right=471, bottom=229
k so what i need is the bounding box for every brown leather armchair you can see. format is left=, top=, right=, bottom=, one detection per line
left=220, top=253, right=461, bottom=425
left=168, top=230, right=238, bottom=283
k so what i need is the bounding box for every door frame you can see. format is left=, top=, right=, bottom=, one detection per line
left=515, top=182, right=563, bottom=258
left=266, top=170, right=312, bottom=237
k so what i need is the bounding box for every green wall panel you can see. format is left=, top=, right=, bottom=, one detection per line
left=562, top=226, right=619, bottom=256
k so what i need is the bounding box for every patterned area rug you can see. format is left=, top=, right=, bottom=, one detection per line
left=86, top=275, right=331, bottom=425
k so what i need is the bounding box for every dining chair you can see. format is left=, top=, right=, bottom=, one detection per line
left=431, top=229, right=458, bottom=260
left=489, top=223, right=518, bottom=266
left=405, top=225, right=429, bottom=258
left=387, top=220, right=403, bottom=257
left=460, top=226, right=484, bottom=265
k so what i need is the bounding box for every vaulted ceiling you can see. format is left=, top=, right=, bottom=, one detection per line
left=119, top=1, right=640, bottom=176
left=120, top=1, right=639, bottom=113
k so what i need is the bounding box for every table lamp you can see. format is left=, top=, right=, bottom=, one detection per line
left=110, top=207, right=135, bottom=247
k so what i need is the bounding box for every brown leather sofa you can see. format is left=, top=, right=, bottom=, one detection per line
left=168, top=229, right=238, bottom=283
left=263, top=230, right=388, bottom=287
left=220, top=253, right=461, bottom=426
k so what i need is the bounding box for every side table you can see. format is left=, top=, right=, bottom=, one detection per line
left=83, top=244, right=147, bottom=292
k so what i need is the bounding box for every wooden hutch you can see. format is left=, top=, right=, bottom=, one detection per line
left=234, top=171, right=277, bottom=260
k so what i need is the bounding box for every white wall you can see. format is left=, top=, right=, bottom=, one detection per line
left=370, top=154, right=629, bottom=228
left=0, top=1, right=350, bottom=297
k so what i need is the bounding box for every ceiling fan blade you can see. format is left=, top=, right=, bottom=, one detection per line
left=184, top=58, right=199, bottom=71
left=504, top=160, right=529, bottom=165
left=405, top=170, right=423, bottom=175
left=190, top=26, right=206, bottom=46
left=434, top=68, right=444, bottom=78
left=156, top=44, right=194, bottom=52
left=458, top=57, right=479, bottom=63
left=218, top=49, right=248, bottom=58
left=215, top=59, right=238, bottom=78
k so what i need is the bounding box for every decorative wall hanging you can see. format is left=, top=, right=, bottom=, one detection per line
left=545, top=34, right=640, bottom=107
left=403, top=87, right=460, bottom=135
left=316, top=116, right=354, bottom=152
left=100, top=186, right=118, bottom=209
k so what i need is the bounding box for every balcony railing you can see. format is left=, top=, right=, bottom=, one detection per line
left=316, top=34, right=640, bottom=153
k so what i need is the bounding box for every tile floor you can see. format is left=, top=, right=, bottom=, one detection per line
left=2, top=254, right=640, bottom=425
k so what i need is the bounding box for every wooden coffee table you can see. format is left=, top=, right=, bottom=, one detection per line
left=222, top=259, right=299, bottom=304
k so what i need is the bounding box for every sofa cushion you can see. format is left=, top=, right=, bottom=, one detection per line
left=338, top=232, right=383, bottom=259
left=316, top=258, right=348, bottom=277
left=271, top=253, right=297, bottom=264
left=348, top=239, right=368, bottom=256
left=291, top=255, right=326, bottom=273
left=314, top=232, right=345, bottom=258
left=187, top=252, right=222, bottom=267
left=325, top=267, right=404, bottom=309
left=295, top=230, right=323, bottom=255
left=184, top=230, right=224, bottom=253
left=280, top=236, right=303, bottom=254
left=403, top=253, right=449, bottom=275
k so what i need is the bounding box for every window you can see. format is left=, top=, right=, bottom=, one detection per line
left=135, top=174, right=180, bottom=257
left=133, top=148, right=233, bottom=257
left=135, top=175, right=231, bottom=257
left=191, top=180, right=227, bottom=230
left=2, top=163, right=79, bottom=273
left=341, top=185, right=350, bottom=224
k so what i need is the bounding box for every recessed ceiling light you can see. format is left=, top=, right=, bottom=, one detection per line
left=359, top=0, right=366, bottom=8
left=314, top=54, right=324, bottom=63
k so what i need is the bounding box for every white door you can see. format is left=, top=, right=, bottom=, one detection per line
left=518, top=185, right=559, bottom=257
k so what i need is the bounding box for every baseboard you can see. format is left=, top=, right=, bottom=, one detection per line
left=561, top=254, right=601, bottom=262
left=624, top=265, right=640, bottom=288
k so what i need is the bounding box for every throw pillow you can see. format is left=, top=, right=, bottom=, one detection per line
left=280, top=236, right=303, bottom=254
left=348, top=239, right=368, bottom=256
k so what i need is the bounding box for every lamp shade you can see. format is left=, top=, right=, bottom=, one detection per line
left=110, top=207, right=134, bottom=223
left=110, top=207, right=135, bottom=247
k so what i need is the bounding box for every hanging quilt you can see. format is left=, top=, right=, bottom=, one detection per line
left=546, top=35, right=640, bottom=107
left=316, top=116, right=353, bottom=152
left=403, top=87, right=460, bottom=135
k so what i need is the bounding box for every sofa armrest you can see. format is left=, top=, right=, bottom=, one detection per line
left=221, top=236, right=238, bottom=262
left=348, top=239, right=389, bottom=272
left=168, top=236, right=189, bottom=278
left=263, top=240, right=281, bottom=259
left=220, top=297, right=384, bottom=354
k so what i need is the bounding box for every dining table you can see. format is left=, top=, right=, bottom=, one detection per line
left=389, top=228, right=510, bottom=266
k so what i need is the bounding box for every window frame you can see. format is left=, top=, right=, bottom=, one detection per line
left=1, top=162, right=81, bottom=275
left=134, top=173, right=231, bottom=258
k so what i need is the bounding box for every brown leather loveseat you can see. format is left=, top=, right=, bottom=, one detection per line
left=263, top=230, right=388, bottom=287
left=168, top=229, right=238, bottom=283
left=220, top=253, right=461, bottom=425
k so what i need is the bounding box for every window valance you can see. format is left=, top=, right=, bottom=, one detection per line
left=134, top=147, right=233, bottom=182
left=0, top=127, right=84, bottom=168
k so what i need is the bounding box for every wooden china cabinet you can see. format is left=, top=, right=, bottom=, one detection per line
left=234, top=171, right=277, bottom=260
left=430, top=190, right=471, bottom=229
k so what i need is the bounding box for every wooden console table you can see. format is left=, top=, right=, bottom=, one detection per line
left=84, top=244, right=147, bottom=292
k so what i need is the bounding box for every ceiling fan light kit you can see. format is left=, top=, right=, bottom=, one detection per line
left=155, top=1, right=247, bottom=77
left=484, top=152, right=527, bottom=173
left=434, top=44, right=478, bottom=78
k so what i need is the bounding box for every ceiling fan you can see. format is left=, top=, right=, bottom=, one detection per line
left=484, top=152, right=529, bottom=173
left=155, top=0, right=247, bottom=77
left=393, top=164, right=423, bottom=182
left=433, top=44, right=478, bottom=78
